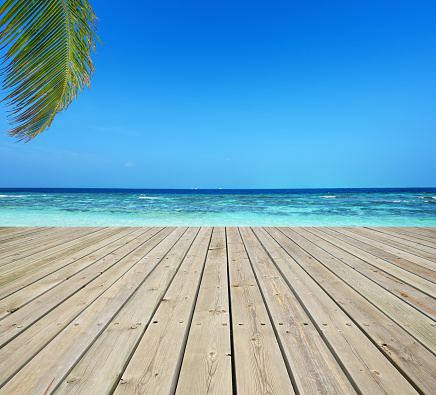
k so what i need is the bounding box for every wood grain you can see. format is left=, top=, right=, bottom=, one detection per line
left=176, top=227, right=232, bottom=395
left=0, top=227, right=434, bottom=394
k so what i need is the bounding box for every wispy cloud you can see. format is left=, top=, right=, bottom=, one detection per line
left=125, top=162, right=134, bottom=167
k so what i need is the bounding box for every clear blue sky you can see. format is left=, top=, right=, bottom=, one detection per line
left=0, top=0, right=435, bottom=189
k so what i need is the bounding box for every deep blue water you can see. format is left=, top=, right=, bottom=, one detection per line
left=0, top=188, right=435, bottom=226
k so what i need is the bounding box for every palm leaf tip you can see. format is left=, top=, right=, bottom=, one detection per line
left=0, top=0, right=101, bottom=141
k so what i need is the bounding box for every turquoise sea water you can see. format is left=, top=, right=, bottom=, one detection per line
left=0, top=188, right=435, bottom=227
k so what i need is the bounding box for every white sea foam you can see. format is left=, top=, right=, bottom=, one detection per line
left=0, top=194, right=50, bottom=198
left=320, top=196, right=336, bottom=198
left=139, top=196, right=167, bottom=199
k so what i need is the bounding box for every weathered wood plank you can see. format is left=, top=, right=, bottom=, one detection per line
left=298, top=228, right=436, bottom=321
left=253, top=227, right=418, bottom=394
left=319, top=228, right=436, bottom=284
left=113, top=228, right=213, bottom=395
left=386, top=228, right=436, bottom=243
left=176, top=227, right=232, bottom=395
left=0, top=227, right=435, bottom=394
left=409, top=227, right=436, bottom=237
left=0, top=227, right=168, bottom=349
left=0, top=228, right=139, bottom=318
left=266, top=227, right=436, bottom=395
left=0, top=227, right=69, bottom=253
left=331, top=228, right=436, bottom=277
left=56, top=227, right=200, bottom=394
left=368, top=228, right=436, bottom=249
left=0, top=228, right=124, bottom=289
left=226, top=227, right=294, bottom=395
left=380, top=227, right=436, bottom=247
left=240, top=227, right=355, bottom=394
left=0, top=227, right=53, bottom=246
left=0, top=227, right=99, bottom=267
left=0, top=227, right=136, bottom=300
left=288, top=227, right=436, bottom=354
left=0, top=227, right=14, bottom=234
left=0, top=227, right=187, bottom=392
left=0, top=227, right=102, bottom=274
left=0, top=229, right=167, bottom=388
left=304, top=227, right=436, bottom=299
left=0, top=227, right=49, bottom=243
left=0, top=232, right=96, bottom=266
left=345, top=227, right=436, bottom=261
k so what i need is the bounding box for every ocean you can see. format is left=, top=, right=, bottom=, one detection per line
left=0, top=188, right=435, bottom=227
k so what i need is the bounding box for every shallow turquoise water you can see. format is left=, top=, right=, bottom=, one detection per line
left=0, top=188, right=435, bottom=226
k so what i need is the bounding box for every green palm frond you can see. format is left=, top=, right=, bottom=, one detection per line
left=0, top=0, right=100, bottom=141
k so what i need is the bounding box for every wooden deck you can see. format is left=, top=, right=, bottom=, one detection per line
left=0, top=227, right=435, bottom=394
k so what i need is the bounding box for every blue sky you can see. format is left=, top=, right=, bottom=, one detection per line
left=0, top=0, right=435, bottom=189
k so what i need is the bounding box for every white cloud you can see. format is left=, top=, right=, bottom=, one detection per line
left=125, top=162, right=134, bottom=167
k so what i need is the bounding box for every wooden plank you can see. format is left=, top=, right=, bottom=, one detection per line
left=0, top=228, right=139, bottom=318
left=0, top=227, right=52, bottom=245
left=389, top=228, right=436, bottom=243
left=0, top=227, right=168, bottom=349
left=299, top=228, right=436, bottom=321
left=176, top=227, right=233, bottom=395
left=0, top=227, right=48, bottom=242
left=286, top=227, right=436, bottom=354
left=319, top=228, right=436, bottom=284
left=0, top=228, right=94, bottom=258
left=0, top=227, right=102, bottom=273
left=304, top=227, right=436, bottom=299
left=0, top=227, right=14, bottom=234
left=265, top=227, right=436, bottom=395
left=56, top=228, right=200, bottom=394
left=0, top=228, right=121, bottom=288
left=331, top=228, right=436, bottom=276
left=0, top=227, right=135, bottom=300
left=0, top=227, right=180, bottom=388
left=0, top=228, right=190, bottom=394
left=370, top=227, right=436, bottom=249
left=380, top=227, right=436, bottom=247
left=112, top=228, right=213, bottom=395
left=0, top=227, right=434, bottom=394
left=252, top=227, right=418, bottom=394
left=226, top=227, right=294, bottom=395
left=0, top=227, right=97, bottom=266
left=239, top=227, right=355, bottom=394
left=0, top=229, right=162, bottom=388
left=0, top=228, right=77, bottom=255
left=345, top=227, right=436, bottom=261
left=0, top=227, right=65, bottom=249
left=409, top=227, right=436, bottom=237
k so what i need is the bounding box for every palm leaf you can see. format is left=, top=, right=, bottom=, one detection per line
left=0, top=0, right=100, bottom=141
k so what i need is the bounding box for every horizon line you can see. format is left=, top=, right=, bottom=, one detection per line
left=1, top=186, right=435, bottom=190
